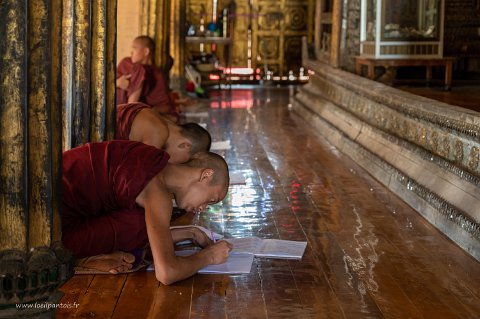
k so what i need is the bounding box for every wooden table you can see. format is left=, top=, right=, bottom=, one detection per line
left=355, top=56, right=455, bottom=90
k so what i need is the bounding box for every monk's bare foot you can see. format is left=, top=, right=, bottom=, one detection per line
left=77, top=251, right=135, bottom=274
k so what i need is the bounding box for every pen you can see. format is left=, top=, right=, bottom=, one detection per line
left=211, top=231, right=216, bottom=243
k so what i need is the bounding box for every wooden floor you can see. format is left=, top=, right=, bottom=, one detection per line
left=397, top=84, right=480, bottom=112
left=57, top=86, right=480, bottom=318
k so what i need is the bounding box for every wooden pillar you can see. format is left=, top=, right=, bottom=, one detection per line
left=330, top=0, right=342, bottom=67
left=0, top=0, right=73, bottom=315
left=140, top=0, right=171, bottom=72
left=170, top=0, right=186, bottom=91
left=0, top=0, right=116, bottom=315
left=62, top=0, right=117, bottom=150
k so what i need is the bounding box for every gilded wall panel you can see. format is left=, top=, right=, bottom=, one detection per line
left=258, top=36, right=280, bottom=59
left=187, top=0, right=313, bottom=76
left=284, top=4, right=308, bottom=31
left=140, top=0, right=171, bottom=70
left=1, top=0, right=116, bottom=251
left=254, top=0, right=311, bottom=76
left=170, top=0, right=187, bottom=91
left=62, top=0, right=116, bottom=149
left=1, top=1, right=73, bottom=298
left=227, top=0, right=250, bottom=67
left=1, top=0, right=28, bottom=251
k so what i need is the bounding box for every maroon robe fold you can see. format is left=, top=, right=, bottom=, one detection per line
left=62, top=140, right=169, bottom=258
left=115, top=102, right=151, bottom=140
left=116, top=57, right=175, bottom=116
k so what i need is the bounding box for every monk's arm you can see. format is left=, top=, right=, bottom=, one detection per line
left=127, top=87, right=142, bottom=103
left=116, top=74, right=131, bottom=90
left=137, top=179, right=230, bottom=285
left=171, top=227, right=213, bottom=247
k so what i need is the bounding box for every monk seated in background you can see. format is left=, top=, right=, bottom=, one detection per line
left=116, top=35, right=179, bottom=122
left=116, top=102, right=211, bottom=164
left=62, top=140, right=231, bottom=285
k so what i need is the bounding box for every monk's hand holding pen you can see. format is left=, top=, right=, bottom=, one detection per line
left=203, top=241, right=232, bottom=264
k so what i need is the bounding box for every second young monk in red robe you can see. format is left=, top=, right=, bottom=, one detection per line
left=116, top=36, right=179, bottom=122
left=116, top=102, right=210, bottom=164
left=62, top=140, right=231, bottom=285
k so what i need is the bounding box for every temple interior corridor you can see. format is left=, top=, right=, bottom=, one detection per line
left=57, top=86, right=480, bottom=319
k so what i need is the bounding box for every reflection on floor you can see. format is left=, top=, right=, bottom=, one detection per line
left=57, top=86, right=480, bottom=319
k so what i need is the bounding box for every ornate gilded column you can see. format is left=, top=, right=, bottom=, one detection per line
left=170, top=0, right=187, bottom=91
left=1, top=0, right=117, bottom=316
left=140, top=0, right=171, bottom=72
left=62, top=0, right=117, bottom=150
left=0, top=0, right=73, bottom=316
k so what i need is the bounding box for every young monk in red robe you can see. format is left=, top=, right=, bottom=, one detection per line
left=116, top=35, right=179, bottom=122
left=62, top=140, right=231, bottom=285
left=116, top=102, right=210, bottom=164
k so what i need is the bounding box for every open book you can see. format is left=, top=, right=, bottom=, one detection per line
left=226, top=237, right=307, bottom=260
left=147, top=249, right=254, bottom=274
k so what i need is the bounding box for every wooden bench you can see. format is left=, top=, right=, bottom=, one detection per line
left=355, top=56, right=455, bottom=90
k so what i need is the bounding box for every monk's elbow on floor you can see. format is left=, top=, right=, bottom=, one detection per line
left=155, top=268, right=176, bottom=285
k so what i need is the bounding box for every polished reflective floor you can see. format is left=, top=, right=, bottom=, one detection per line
left=58, top=86, right=480, bottom=318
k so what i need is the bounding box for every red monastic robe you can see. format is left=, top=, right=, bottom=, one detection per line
left=116, top=57, right=175, bottom=116
left=62, top=140, right=169, bottom=258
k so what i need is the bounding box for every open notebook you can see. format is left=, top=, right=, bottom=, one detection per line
left=226, top=237, right=307, bottom=260
left=147, top=249, right=254, bottom=274
left=147, top=229, right=307, bottom=275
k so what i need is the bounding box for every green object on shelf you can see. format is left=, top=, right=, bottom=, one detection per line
left=195, top=86, right=205, bottom=94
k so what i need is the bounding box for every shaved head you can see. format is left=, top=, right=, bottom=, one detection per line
left=134, top=35, right=155, bottom=64
left=179, top=123, right=211, bottom=156
left=186, top=152, right=229, bottom=187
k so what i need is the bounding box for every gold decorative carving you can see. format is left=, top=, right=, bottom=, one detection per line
left=258, top=6, right=283, bottom=30
left=285, top=5, right=307, bottom=30
left=230, top=1, right=249, bottom=67
left=91, top=0, right=117, bottom=143
left=468, top=146, right=479, bottom=171
left=454, top=140, right=464, bottom=163
left=430, top=131, right=439, bottom=154
left=140, top=0, right=171, bottom=70
left=28, top=0, right=51, bottom=248
left=259, top=36, right=279, bottom=59
left=170, top=0, right=186, bottom=91
left=419, top=127, right=427, bottom=146
left=408, top=122, right=417, bottom=141
left=442, top=136, right=450, bottom=158
left=62, top=0, right=116, bottom=149
left=401, top=120, right=409, bottom=137
left=1, top=0, right=28, bottom=251
left=1, top=0, right=63, bottom=251
left=253, top=0, right=313, bottom=76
